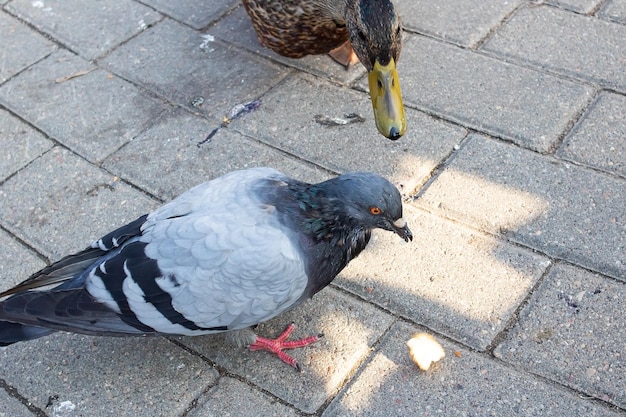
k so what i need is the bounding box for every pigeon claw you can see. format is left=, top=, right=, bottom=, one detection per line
left=248, top=323, right=320, bottom=371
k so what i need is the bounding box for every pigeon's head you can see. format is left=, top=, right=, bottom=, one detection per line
left=327, top=172, right=413, bottom=242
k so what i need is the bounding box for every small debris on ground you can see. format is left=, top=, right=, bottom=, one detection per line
left=199, top=34, right=215, bottom=50
left=53, top=400, right=76, bottom=417
left=407, top=333, right=445, bottom=371
left=55, top=68, right=96, bottom=84
left=191, top=97, right=204, bottom=107
left=314, top=113, right=365, bottom=127
left=197, top=100, right=262, bottom=147
left=224, top=100, right=262, bottom=124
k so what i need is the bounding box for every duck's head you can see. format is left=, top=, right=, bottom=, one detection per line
left=345, top=0, right=406, bottom=140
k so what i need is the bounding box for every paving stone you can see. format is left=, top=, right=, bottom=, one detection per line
left=177, top=287, right=394, bottom=414
left=0, top=389, right=35, bottom=417
left=558, top=92, right=626, bottom=178
left=599, top=0, right=626, bottom=23
left=0, top=229, right=46, bottom=293
left=0, top=10, right=56, bottom=83
left=394, top=0, right=523, bottom=48
left=324, top=322, right=623, bottom=417
left=495, top=263, right=626, bottom=408
left=419, top=134, right=626, bottom=281
left=0, top=147, right=159, bottom=261
left=545, top=0, right=604, bottom=13
left=209, top=5, right=366, bottom=85
left=230, top=73, right=467, bottom=195
left=389, top=34, right=593, bottom=152
left=188, top=377, right=298, bottom=417
left=0, top=334, right=218, bottom=417
left=337, top=205, right=549, bottom=350
left=0, top=1, right=624, bottom=415
left=104, top=108, right=330, bottom=201
left=140, top=0, right=237, bottom=29
left=0, top=108, right=52, bottom=181
left=0, top=50, right=169, bottom=163
left=102, top=19, right=289, bottom=122
left=6, top=0, right=161, bottom=60
left=483, top=5, right=626, bottom=92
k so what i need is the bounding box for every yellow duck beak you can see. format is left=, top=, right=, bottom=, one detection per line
left=367, top=58, right=406, bottom=140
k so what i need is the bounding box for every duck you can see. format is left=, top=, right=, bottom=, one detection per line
left=242, top=0, right=407, bottom=140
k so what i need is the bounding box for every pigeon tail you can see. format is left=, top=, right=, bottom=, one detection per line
left=0, top=321, right=55, bottom=346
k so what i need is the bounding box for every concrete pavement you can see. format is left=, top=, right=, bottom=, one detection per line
left=0, top=0, right=624, bottom=415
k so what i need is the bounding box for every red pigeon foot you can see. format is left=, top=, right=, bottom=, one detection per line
left=248, top=323, right=321, bottom=371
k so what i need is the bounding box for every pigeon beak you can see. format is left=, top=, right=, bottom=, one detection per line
left=391, top=217, right=413, bottom=242
left=367, top=58, right=407, bottom=140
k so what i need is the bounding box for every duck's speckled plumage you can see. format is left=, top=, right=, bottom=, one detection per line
left=241, top=0, right=402, bottom=69
left=242, top=0, right=348, bottom=59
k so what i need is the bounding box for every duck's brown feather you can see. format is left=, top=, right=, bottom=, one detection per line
left=242, top=0, right=348, bottom=58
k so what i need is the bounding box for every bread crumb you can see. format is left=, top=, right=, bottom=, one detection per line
left=407, top=333, right=445, bottom=370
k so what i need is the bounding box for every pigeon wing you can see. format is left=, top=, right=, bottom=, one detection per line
left=85, top=168, right=309, bottom=335
left=0, top=215, right=148, bottom=298
left=1, top=168, right=309, bottom=338
left=0, top=215, right=153, bottom=336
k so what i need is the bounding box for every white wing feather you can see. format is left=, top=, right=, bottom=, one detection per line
left=130, top=168, right=308, bottom=334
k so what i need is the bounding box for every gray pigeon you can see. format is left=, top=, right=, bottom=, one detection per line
left=0, top=167, right=412, bottom=369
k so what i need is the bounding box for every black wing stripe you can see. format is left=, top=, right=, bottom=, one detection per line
left=95, top=252, right=155, bottom=333
left=125, top=242, right=227, bottom=332
left=94, top=214, right=148, bottom=250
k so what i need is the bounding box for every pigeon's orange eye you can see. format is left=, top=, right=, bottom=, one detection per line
left=370, top=207, right=382, bottom=215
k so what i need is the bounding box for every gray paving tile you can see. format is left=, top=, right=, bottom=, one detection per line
left=337, top=205, right=549, bottom=350
left=104, top=108, right=330, bottom=201
left=0, top=334, right=218, bottom=417
left=324, top=322, right=622, bottom=417
left=208, top=5, right=366, bottom=85
left=0, top=147, right=159, bottom=261
left=390, top=34, right=593, bottom=152
left=394, top=0, right=523, bottom=48
left=177, top=287, right=394, bottom=414
left=188, top=377, right=298, bottom=417
left=0, top=229, right=46, bottom=291
left=139, top=0, right=237, bottom=29
left=0, top=109, right=52, bottom=181
left=0, top=10, right=56, bottom=83
left=102, top=19, right=289, bottom=122
left=0, top=389, right=35, bottom=417
left=495, top=263, right=626, bottom=408
left=0, top=1, right=623, bottom=416
left=558, top=92, right=626, bottom=178
left=546, top=0, right=604, bottom=13
left=230, top=73, right=467, bottom=195
left=419, top=134, right=626, bottom=281
left=483, top=5, right=626, bottom=92
left=599, top=0, right=626, bottom=23
left=6, top=0, right=161, bottom=60
left=0, top=50, right=168, bottom=163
